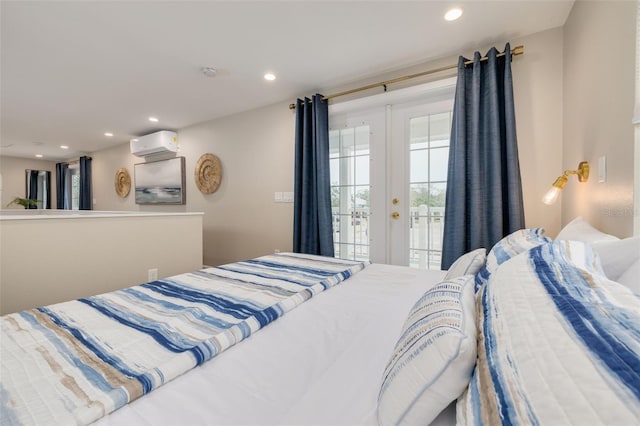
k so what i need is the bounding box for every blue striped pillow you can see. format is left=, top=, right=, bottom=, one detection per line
left=474, top=228, right=550, bottom=292
left=377, top=275, right=477, bottom=426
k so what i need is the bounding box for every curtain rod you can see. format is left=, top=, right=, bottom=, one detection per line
left=62, top=156, right=91, bottom=165
left=289, top=45, right=524, bottom=110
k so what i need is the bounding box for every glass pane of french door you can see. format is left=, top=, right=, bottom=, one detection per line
left=329, top=125, right=371, bottom=262
left=407, top=111, right=451, bottom=269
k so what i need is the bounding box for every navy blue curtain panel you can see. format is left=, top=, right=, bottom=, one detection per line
left=55, top=162, right=68, bottom=209
left=79, top=156, right=92, bottom=210
left=28, top=170, right=39, bottom=209
left=45, top=171, right=51, bottom=209
left=293, top=94, right=334, bottom=256
left=441, top=43, right=525, bottom=269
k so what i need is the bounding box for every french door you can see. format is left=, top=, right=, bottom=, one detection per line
left=329, top=79, right=455, bottom=268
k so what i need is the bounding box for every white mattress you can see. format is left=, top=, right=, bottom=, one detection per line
left=95, top=263, right=453, bottom=426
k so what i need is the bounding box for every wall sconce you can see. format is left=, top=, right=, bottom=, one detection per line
left=542, top=161, right=590, bottom=205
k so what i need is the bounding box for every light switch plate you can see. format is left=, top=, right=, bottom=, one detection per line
left=598, top=156, right=606, bottom=183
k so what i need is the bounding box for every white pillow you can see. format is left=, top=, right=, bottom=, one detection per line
left=444, top=248, right=486, bottom=280
left=377, top=275, right=477, bottom=426
left=592, top=237, right=640, bottom=281
left=555, top=216, right=619, bottom=243
left=616, top=257, right=640, bottom=292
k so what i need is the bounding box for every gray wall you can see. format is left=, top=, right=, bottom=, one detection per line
left=562, top=0, right=636, bottom=237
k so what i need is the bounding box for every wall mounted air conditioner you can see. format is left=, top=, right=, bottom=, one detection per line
left=130, top=131, right=178, bottom=157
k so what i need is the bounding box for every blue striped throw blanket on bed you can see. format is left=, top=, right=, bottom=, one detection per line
left=1, top=253, right=368, bottom=425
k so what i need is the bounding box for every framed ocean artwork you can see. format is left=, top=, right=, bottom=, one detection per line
left=134, top=157, right=186, bottom=205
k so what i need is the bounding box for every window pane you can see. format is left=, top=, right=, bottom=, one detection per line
left=329, top=130, right=340, bottom=158
left=410, top=183, right=429, bottom=208
left=331, top=186, right=340, bottom=209
left=429, top=219, right=445, bottom=251
left=410, top=116, right=428, bottom=149
left=340, top=156, right=354, bottom=185
left=355, top=244, right=369, bottom=262
left=428, top=183, right=447, bottom=208
left=338, top=186, right=353, bottom=215
left=341, top=128, right=354, bottom=156
left=410, top=149, right=428, bottom=183
left=355, top=155, right=369, bottom=185
left=429, top=112, right=451, bottom=148
left=354, top=185, right=370, bottom=209
left=354, top=126, right=370, bottom=155
left=330, top=158, right=340, bottom=186
left=429, top=147, right=449, bottom=182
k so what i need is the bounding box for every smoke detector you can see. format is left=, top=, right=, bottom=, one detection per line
left=201, top=67, right=217, bottom=77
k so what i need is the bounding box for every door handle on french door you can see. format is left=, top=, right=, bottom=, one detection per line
left=391, top=212, right=400, bottom=219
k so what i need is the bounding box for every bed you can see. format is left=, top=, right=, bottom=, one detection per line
left=2, top=217, right=639, bottom=425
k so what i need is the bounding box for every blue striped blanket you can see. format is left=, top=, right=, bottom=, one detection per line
left=1, top=253, right=368, bottom=425
left=457, top=240, right=640, bottom=425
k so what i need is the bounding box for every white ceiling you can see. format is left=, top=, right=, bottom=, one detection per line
left=1, top=0, right=574, bottom=161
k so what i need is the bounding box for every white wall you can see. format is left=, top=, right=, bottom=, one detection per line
left=562, top=0, right=636, bottom=237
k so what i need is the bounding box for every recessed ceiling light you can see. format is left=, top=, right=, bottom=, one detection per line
left=264, top=73, right=276, bottom=81
left=149, top=117, right=159, bottom=122
left=444, top=7, right=463, bottom=21
left=132, top=138, right=139, bottom=142
left=60, top=145, right=69, bottom=149
left=35, top=154, right=43, bottom=158
left=104, top=132, right=114, bottom=137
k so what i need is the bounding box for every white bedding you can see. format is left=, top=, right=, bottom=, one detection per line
left=95, top=264, right=450, bottom=426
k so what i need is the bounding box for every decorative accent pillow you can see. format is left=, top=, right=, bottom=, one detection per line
left=444, top=248, right=486, bottom=280
left=474, top=228, right=550, bottom=292
left=377, top=275, right=476, bottom=426
left=555, top=216, right=619, bottom=243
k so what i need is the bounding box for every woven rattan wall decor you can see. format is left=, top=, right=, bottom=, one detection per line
left=194, top=153, right=222, bottom=194
left=114, top=167, right=131, bottom=198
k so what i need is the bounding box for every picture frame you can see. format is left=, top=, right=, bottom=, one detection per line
left=134, top=157, right=186, bottom=205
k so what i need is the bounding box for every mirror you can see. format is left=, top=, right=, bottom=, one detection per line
left=25, top=169, right=51, bottom=209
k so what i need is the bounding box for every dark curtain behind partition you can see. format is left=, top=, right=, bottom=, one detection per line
left=79, top=156, right=92, bottom=210
left=28, top=170, right=39, bottom=209
left=44, top=171, right=51, bottom=209
left=441, top=43, right=525, bottom=269
left=293, top=94, right=334, bottom=257
left=56, top=162, right=68, bottom=209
